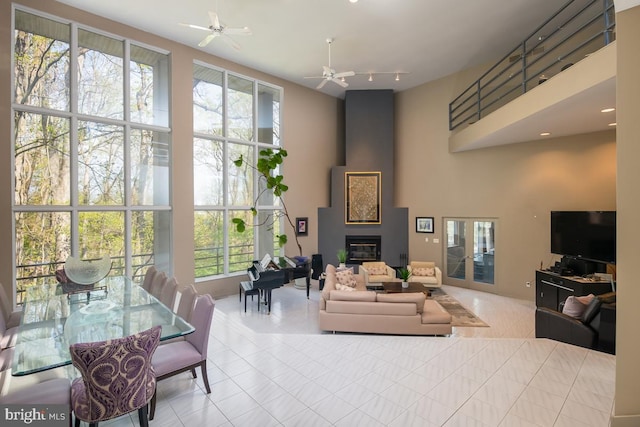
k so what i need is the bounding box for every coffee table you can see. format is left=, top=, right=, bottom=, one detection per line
left=381, top=281, right=431, bottom=296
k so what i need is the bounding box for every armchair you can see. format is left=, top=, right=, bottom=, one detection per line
left=360, top=261, right=396, bottom=285
left=535, top=292, right=616, bottom=350
left=407, top=261, right=442, bottom=288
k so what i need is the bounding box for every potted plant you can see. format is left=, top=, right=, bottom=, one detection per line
left=398, top=267, right=412, bottom=288
left=336, top=249, right=348, bottom=268
left=231, top=148, right=303, bottom=256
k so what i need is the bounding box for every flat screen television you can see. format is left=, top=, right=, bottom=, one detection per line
left=550, top=211, right=616, bottom=264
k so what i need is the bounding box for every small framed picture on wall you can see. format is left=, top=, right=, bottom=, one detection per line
left=416, top=217, right=434, bottom=233
left=296, top=217, right=308, bottom=235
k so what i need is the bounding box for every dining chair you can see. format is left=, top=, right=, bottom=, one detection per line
left=0, top=305, right=18, bottom=350
left=70, top=325, right=161, bottom=427
left=159, top=277, right=178, bottom=309
left=149, top=294, right=215, bottom=420
left=149, top=271, right=167, bottom=300
left=141, top=266, right=157, bottom=292
left=176, top=284, right=198, bottom=322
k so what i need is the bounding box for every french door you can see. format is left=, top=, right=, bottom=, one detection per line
left=444, top=218, right=497, bottom=293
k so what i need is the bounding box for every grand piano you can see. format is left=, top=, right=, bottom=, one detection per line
left=241, top=256, right=312, bottom=313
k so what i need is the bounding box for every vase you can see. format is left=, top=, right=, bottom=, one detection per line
left=338, top=263, right=346, bottom=269
left=402, top=281, right=409, bottom=288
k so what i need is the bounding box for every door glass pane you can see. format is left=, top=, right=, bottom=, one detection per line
left=446, top=219, right=466, bottom=279
left=473, top=221, right=495, bottom=284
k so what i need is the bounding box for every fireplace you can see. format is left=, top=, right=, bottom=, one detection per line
left=346, top=235, right=381, bottom=264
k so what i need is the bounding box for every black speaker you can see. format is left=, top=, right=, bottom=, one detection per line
left=311, top=254, right=323, bottom=279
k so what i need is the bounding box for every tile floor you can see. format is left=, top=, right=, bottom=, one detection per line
left=99, top=282, right=616, bottom=427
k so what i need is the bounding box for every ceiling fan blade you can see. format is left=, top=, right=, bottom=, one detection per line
left=316, top=79, right=328, bottom=90
left=209, top=11, right=221, bottom=29
left=198, top=33, right=217, bottom=47
left=222, top=35, right=241, bottom=51
left=225, top=27, right=252, bottom=36
left=332, top=78, right=349, bottom=88
left=179, top=23, right=211, bottom=32
left=334, top=71, right=355, bottom=78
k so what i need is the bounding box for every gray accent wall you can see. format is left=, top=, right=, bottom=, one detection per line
left=318, top=90, right=408, bottom=267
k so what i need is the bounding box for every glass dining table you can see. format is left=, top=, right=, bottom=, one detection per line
left=11, top=275, right=194, bottom=376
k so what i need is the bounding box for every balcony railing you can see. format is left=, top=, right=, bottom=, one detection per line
left=449, top=0, right=615, bottom=131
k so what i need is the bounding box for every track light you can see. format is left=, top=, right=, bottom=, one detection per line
left=395, top=73, right=400, bottom=81
left=368, top=74, right=373, bottom=82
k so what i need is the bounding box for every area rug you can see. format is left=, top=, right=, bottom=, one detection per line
left=430, top=288, right=489, bottom=327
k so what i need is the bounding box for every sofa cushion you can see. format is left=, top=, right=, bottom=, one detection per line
left=367, top=266, right=388, bottom=275
left=421, top=300, right=452, bottom=324
left=336, top=268, right=357, bottom=287
left=329, top=290, right=377, bottom=302
left=335, top=283, right=356, bottom=291
left=412, top=267, right=435, bottom=277
left=376, top=292, right=426, bottom=313
left=325, top=300, right=416, bottom=316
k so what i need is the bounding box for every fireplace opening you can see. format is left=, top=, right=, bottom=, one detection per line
left=346, top=235, right=381, bottom=264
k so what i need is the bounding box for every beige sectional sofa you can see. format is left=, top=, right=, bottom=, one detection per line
left=318, top=264, right=452, bottom=335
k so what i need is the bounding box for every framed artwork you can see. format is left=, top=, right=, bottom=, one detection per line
left=345, top=171, right=381, bottom=224
left=295, top=217, right=308, bottom=235
left=416, top=217, right=434, bottom=233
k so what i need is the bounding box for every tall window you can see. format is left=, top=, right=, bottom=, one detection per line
left=193, top=62, right=282, bottom=278
left=12, top=9, right=171, bottom=296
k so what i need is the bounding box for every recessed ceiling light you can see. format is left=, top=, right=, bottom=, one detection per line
left=601, top=108, right=615, bottom=113
left=349, top=0, right=358, bottom=3
left=540, top=132, right=551, bottom=136
left=609, top=122, right=617, bottom=126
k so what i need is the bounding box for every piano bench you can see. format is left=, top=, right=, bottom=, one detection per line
left=239, top=281, right=260, bottom=312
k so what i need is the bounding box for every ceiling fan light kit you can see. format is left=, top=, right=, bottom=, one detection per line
left=305, top=38, right=409, bottom=91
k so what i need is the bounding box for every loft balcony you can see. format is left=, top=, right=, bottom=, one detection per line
left=448, top=0, right=616, bottom=152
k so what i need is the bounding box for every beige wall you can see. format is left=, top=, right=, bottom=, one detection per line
left=0, top=0, right=341, bottom=299
left=396, top=73, right=616, bottom=300
left=612, top=5, right=640, bottom=426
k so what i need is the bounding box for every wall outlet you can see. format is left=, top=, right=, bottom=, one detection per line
left=425, top=237, right=429, bottom=242
left=526, top=281, right=531, bottom=287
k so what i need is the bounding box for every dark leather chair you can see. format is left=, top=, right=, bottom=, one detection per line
left=535, top=292, right=616, bottom=350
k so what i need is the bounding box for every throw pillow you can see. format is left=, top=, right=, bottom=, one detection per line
left=367, top=266, right=387, bottom=275
left=562, top=295, right=593, bottom=318
left=412, top=267, right=435, bottom=277
left=336, top=268, right=357, bottom=287
left=335, top=283, right=356, bottom=292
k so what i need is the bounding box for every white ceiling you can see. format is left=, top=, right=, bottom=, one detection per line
left=56, top=0, right=566, bottom=97
left=54, top=0, right=617, bottom=141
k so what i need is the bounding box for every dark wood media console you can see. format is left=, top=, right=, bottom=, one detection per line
left=535, top=270, right=613, bottom=311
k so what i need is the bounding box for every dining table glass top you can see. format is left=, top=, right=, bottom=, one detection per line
left=12, top=275, right=194, bottom=376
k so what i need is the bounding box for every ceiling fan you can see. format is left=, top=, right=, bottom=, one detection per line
left=305, top=38, right=355, bottom=90
left=180, top=10, right=251, bottom=50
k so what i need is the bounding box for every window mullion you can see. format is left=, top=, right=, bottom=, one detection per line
left=70, top=22, right=79, bottom=256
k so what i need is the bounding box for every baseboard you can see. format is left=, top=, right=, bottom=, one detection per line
left=611, top=414, right=640, bottom=427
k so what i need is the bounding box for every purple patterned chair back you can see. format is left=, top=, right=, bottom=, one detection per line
left=70, top=325, right=161, bottom=425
